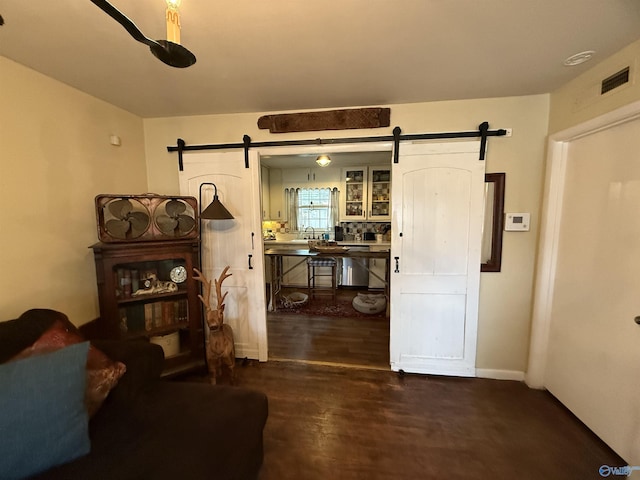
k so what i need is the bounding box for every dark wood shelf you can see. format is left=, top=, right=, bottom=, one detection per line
left=116, top=290, right=188, bottom=305
left=125, top=322, right=190, bottom=339
left=91, top=239, right=204, bottom=376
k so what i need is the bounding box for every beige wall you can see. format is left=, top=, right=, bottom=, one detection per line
left=549, top=38, right=640, bottom=134
left=3, top=35, right=636, bottom=373
left=528, top=39, right=640, bottom=384
left=529, top=41, right=640, bottom=460
left=0, top=57, right=148, bottom=324
left=144, top=94, right=550, bottom=373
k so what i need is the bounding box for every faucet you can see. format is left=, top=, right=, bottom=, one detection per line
left=304, top=226, right=316, bottom=240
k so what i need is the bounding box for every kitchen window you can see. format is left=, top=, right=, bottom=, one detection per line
left=284, top=187, right=340, bottom=231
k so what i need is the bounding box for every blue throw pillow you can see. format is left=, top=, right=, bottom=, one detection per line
left=0, top=341, right=91, bottom=479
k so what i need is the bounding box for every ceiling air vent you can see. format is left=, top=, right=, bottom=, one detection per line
left=601, top=67, right=630, bottom=95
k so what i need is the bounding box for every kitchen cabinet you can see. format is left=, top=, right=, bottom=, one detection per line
left=281, top=167, right=340, bottom=188
left=368, top=167, right=391, bottom=221
left=311, top=167, right=340, bottom=186
left=282, top=256, right=308, bottom=287
left=261, top=165, right=270, bottom=220
left=341, top=167, right=368, bottom=221
left=269, top=168, right=283, bottom=220
left=340, top=166, right=391, bottom=221
left=368, top=244, right=389, bottom=289
left=281, top=167, right=310, bottom=185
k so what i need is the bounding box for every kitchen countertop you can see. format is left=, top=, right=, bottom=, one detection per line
left=263, top=239, right=390, bottom=248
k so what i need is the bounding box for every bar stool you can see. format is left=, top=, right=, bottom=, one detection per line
left=307, top=257, right=337, bottom=302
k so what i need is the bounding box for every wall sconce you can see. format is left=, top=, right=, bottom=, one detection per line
left=316, top=155, right=331, bottom=167
left=199, top=182, right=234, bottom=220
left=198, top=182, right=233, bottom=283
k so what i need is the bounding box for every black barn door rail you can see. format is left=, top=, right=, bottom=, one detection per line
left=168, top=122, right=507, bottom=170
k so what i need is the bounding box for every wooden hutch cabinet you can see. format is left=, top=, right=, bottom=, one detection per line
left=90, top=240, right=205, bottom=377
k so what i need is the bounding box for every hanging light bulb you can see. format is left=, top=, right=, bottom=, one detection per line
left=165, top=0, right=182, bottom=44
left=316, top=155, right=331, bottom=167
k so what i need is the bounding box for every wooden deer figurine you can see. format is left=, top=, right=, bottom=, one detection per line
left=193, top=266, right=235, bottom=384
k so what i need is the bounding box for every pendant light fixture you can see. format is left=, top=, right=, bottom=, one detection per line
left=199, top=183, right=234, bottom=220
left=165, top=0, right=181, bottom=44
left=316, top=155, right=331, bottom=167
left=90, top=0, right=196, bottom=68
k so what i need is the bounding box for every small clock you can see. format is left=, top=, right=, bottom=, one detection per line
left=170, top=265, right=187, bottom=283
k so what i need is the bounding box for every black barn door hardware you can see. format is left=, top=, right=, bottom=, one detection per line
left=393, top=126, right=402, bottom=164
left=243, top=135, right=251, bottom=169
left=177, top=138, right=185, bottom=171
left=168, top=123, right=506, bottom=170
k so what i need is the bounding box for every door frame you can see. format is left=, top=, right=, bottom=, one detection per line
left=255, top=142, right=394, bottom=158
left=526, top=99, right=640, bottom=388
left=256, top=141, right=393, bottom=361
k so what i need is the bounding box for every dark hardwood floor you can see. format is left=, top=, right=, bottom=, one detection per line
left=267, top=312, right=389, bottom=369
left=226, top=360, right=624, bottom=480
left=266, top=287, right=389, bottom=369
left=210, top=288, right=626, bottom=479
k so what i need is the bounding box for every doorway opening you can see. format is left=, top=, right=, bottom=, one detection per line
left=258, top=145, right=393, bottom=369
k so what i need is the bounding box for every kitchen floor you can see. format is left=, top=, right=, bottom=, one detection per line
left=266, top=287, right=390, bottom=369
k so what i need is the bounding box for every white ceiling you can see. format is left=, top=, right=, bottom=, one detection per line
left=1, top=0, right=640, bottom=119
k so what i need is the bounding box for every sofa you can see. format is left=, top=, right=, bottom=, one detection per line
left=0, top=309, right=268, bottom=480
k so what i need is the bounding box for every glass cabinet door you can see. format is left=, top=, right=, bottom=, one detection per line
left=368, top=168, right=391, bottom=220
left=341, top=167, right=367, bottom=221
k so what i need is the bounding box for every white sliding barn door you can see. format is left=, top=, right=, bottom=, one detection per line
left=179, top=151, right=267, bottom=361
left=390, top=142, right=485, bottom=376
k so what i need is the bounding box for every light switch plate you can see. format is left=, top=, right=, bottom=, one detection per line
left=505, top=213, right=530, bottom=231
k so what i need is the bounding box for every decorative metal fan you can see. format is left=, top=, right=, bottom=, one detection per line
left=104, top=199, right=151, bottom=239
left=154, top=199, right=196, bottom=237
left=95, top=194, right=198, bottom=242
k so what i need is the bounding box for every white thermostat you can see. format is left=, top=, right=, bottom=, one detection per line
left=505, top=213, right=530, bottom=231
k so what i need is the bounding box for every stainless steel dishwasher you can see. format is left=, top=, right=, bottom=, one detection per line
left=338, top=247, right=369, bottom=287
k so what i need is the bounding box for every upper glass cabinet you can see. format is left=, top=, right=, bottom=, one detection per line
left=341, top=167, right=367, bottom=221
left=368, top=168, right=391, bottom=221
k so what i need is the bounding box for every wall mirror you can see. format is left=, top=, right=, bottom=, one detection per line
left=481, top=173, right=505, bottom=272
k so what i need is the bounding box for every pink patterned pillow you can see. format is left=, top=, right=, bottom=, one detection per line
left=12, top=320, right=126, bottom=417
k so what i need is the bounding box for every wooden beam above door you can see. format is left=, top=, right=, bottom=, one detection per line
left=257, top=107, right=391, bottom=133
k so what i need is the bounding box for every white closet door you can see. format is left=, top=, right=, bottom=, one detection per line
left=390, top=142, right=485, bottom=376
left=179, top=151, right=267, bottom=361
left=545, top=117, right=640, bottom=464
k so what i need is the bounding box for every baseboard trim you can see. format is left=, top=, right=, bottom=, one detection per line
left=476, top=369, right=525, bottom=381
